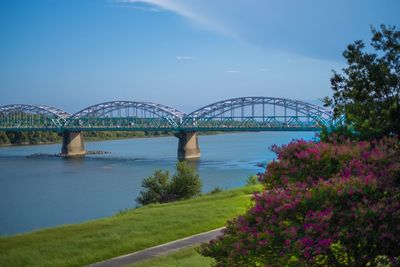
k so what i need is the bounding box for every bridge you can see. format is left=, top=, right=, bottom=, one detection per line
left=0, top=97, right=336, bottom=160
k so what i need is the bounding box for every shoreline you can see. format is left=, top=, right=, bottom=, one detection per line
left=0, top=134, right=172, bottom=148
left=0, top=131, right=226, bottom=148
left=0, top=185, right=260, bottom=266
left=0, top=185, right=258, bottom=237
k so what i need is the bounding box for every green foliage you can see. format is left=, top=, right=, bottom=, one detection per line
left=319, top=124, right=358, bottom=142
left=200, top=138, right=400, bottom=266
left=136, top=170, right=171, bottom=205
left=245, top=174, right=259, bottom=186
left=367, top=256, right=396, bottom=267
left=131, top=246, right=214, bottom=267
left=170, top=161, right=202, bottom=200
left=325, top=24, right=400, bottom=140
left=0, top=130, right=173, bottom=146
left=0, top=186, right=257, bottom=267
left=0, top=130, right=219, bottom=146
left=209, top=187, right=223, bottom=194
left=83, top=131, right=151, bottom=141
left=137, top=161, right=202, bottom=206
left=0, top=131, right=62, bottom=145
left=0, top=131, right=9, bottom=144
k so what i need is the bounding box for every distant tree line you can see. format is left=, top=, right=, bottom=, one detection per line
left=82, top=131, right=172, bottom=141
left=0, top=131, right=60, bottom=145
left=0, top=131, right=173, bottom=145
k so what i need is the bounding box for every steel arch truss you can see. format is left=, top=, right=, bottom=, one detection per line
left=181, top=97, right=333, bottom=131
left=0, top=104, right=71, bottom=131
left=64, top=101, right=186, bottom=131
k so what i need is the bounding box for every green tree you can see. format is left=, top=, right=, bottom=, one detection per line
left=0, top=131, right=9, bottom=144
left=245, top=174, right=259, bottom=186
left=136, top=161, right=202, bottom=206
left=170, top=161, right=202, bottom=200
left=325, top=24, right=400, bottom=140
left=136, top=170, right=170, bottom=206
left=29, top=131, right=42, bottom=144
left=9, top=132, right=28, bottom=144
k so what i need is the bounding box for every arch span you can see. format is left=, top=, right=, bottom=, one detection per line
left=181, top=97, right=333, bottom=131
left=64, top=101, right=186, bottom=131
left=0, top=104, right=70, bottom=130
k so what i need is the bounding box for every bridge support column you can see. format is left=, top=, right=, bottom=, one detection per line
left=175, top=131, right=201, bottom=160
left=61, top=131, right=86, bottom=157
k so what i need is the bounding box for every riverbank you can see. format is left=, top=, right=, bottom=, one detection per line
left=0, top=185, right=261, bottom=267
left=0, top=131, right=170, bottom=147
left=0, top=131, right=224, bottom=147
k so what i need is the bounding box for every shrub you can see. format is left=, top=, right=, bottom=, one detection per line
left=201, top=175, right=400, bottom=266
left=136, top=170, right=171, bottom=205
left=246, top=175, right=259, bottom=186
left=170, top=161, right=202, bottom=200
left=136, top=161, right=202, bottom=206
left=200, top=137, right=400, bottom=266
left=262, top=137, right=399, bottom=189
left=209, top=187, right=223, bottom=194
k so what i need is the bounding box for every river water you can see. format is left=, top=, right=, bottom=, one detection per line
left=0, top=131, right=315, bottom=235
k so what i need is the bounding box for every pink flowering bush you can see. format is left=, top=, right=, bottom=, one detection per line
left=263, top=137, right=399, bottom=188
left=200, top=137, right=400, bottom=266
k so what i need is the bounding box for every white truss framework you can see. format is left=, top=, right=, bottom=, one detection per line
left=182, top=97, right=332, bottom=125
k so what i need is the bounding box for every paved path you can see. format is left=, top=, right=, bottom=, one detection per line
left=87, top=227, right=224, bottom=267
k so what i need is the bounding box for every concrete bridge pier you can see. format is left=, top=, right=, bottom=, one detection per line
left=175, top=131, right=201, bottom=160
left=61, top=131, right=86, bottom=157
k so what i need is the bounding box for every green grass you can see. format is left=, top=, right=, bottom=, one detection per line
left=129, top=246, right=214, bottom=267
left=0, top=185, right=260, bottom=267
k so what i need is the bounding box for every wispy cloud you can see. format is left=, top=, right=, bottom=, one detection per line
left=259, top=68, right=268, bottom=72
left=226, top=70, right=239, bottom=73
left=118, top=0, right=237, bottom=38
left=113, top=0, right=387, bottom=61
left=109, top=0, right=161, bottom=12
left=113, top=4, right=160, bottom=12
left=176, top=56, right=194, bottom=61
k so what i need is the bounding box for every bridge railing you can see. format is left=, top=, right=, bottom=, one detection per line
left=180, top=115, right=327, bottom=131
left=63, top=117, right=180, bottom=131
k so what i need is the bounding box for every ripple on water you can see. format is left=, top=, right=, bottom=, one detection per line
left=0, top=131, right=315, bottom=235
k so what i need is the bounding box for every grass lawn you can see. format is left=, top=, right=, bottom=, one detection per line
left=130, top=246, right=214, bottom=267
left=0, top=185, right=260, bottom=267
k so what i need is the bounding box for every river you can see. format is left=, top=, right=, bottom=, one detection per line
left=0, top=131, right=315, bottom=235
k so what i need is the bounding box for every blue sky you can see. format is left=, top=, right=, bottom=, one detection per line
left=0, top=0, right=399, bottom=113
